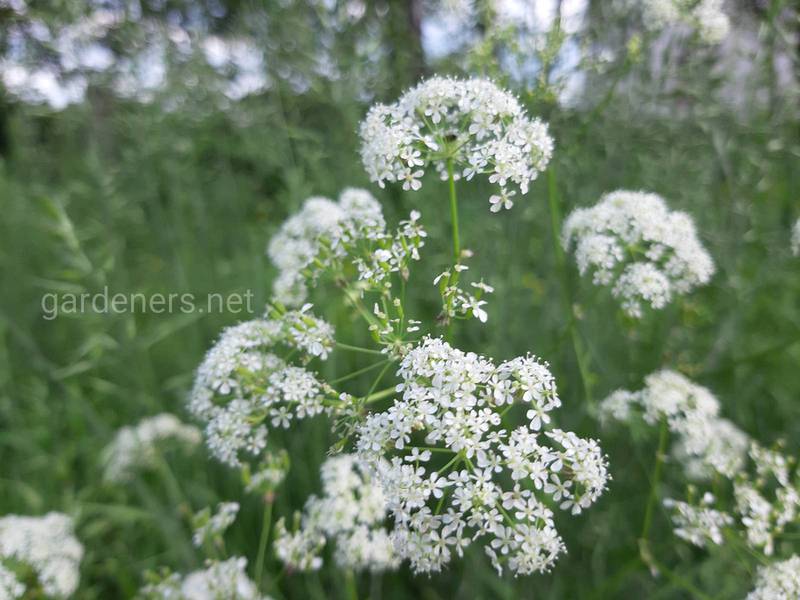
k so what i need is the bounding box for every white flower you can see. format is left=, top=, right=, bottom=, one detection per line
left=563, top=190, right=715, bottom=318
left=600, top=370, right=748, bottom=479
left=275, top=454, right=399, bottom=573
left=102, top=413, right=201, bottom=482
left=792, top=218, right=800, bottom=256
left=663, top=494, right=733, bottom=547
left=0, top=513, right=83, bottom=599
left=602, top=371, right=800, bottom=557
left=273, top=519, right=325, bottom=572
left=267, top=188, right=386, bottom=306
left=190, top=313, right=336, bottom=467
left=139, top=557, right=267, bottom=600
left=747, top=555, right=800, bottom=600
left=192, top=502, right=240, bottom=547
left=0, top=563, right=24, bottom=600
left=359, top=77, right=553, bottom=211
left=356, top=337, right=608, bottom=575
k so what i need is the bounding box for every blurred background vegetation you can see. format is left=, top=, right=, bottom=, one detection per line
left=0, top=0, right=798, bottom=598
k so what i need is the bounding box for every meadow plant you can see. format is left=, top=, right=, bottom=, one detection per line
left=563, top=191, right=715, bottom=318
left=138, top=557, right=268, bottom=600
left=0, top=513, right=83, bottom=599
left=102, top=413, right=201, bottom=482
left=273, top=454, right=397, bottom=573
left=601, top=371, right=800, bottom=579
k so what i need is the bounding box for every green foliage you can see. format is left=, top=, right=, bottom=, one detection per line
left=1, top=2, right=799, bottom=598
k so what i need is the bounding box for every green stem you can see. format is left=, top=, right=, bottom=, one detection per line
left=447, top=158, right=460, bottom=263
left=335, top=342, right=385, bottom=356
left=363, top=387, right=396, bottom=404
left=255, top=497, right=274, bottom=590
left=640, top=418, right=669, bottom=544
left=645, top=552, right=714, bottom=600
left=345, top=570, right=358, bottom=600
left=330, top=359, right=390, bottom=384
left=546, top=168, right=594, bottom=406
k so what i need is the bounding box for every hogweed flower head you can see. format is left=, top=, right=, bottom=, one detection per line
left=747, top=555, right=800, bottom=600
left=268, top=188, right=427, bottom=322
left=563, top=190, right=715, bottom=318
left=102, top=413, right=201, bottom=482
left=356, top=337, right=608, bottom=575
left=663, top=493, right=733, bottom=547
left=0, top=512, right=83, bottom=599
left=273, top=519, right=325, bottom=572
left=189, top=308, right=338, bottom=467
left=0, top=563, right=25, bottom=600
left=600, top=370, right=747, bottom=479
left=268, top=188, right=386, bottom=306
left=274, top=454, right=398, bottom=573
left=138, top=557, right=267, bottom=600
left=359, top=76, right=553, bottom=211
left=603, top=371, right=800, bottom=556
left=242, top=450, right=290, bottom=496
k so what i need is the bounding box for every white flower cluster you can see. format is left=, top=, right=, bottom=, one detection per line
left=102, top=413, right=201, bottom=482
left=602, top=371, right=800, bottom=555
left=189, top=309, right=336, bottom=467
left=242, top=451, right=290, bottom=496
left=792, top=218, right=800, bottom=256
left=359, top=76, right=553, bottom=211
left=600, top=370, right=748, bottom=479
left=268, top=188, right=427, bottom=311
left=356, top=337, right=608, bottom=575
left=0, top=563, right=24, bottom=600
left=733, top=444, right=799, bottom=556
left=274, top=454, right=398, bottom=573
left=267, top=188, right=386, bottom=306
left=662, top=493, right=732, bottom=547
left=192, top=502, right=240, bottom=547
left=563, top=190, right=715, bottom=318
left=0, top=512, right=83, bottom=599
left=747, top=555, right=800, bottom=600
left=139, top=557, right=268, bottom=600
left=641, top=0, right=730, bottom=44
left=434, top=258, right=495, bottom=324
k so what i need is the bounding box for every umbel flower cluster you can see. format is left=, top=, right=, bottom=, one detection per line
left=192, top=502, right=240, bottom=548
left=356, top=337, right=609, bottom=575
left=641, top=0, right=731, bottom=44
left=0, top=512, right=84, bottom=599
left=273, top=454, right=397, bottom=573
left=359, top=76, right=553, bottom=211
left=563, top=190, right=715, bottom=318
left=600, top=370, right=748, bottom=479
left=102, top=413, right=201, bottom=482
left=267, top=188, right=386, bottom=306
left=746, top=555, right=800, bottom=600
left=138, top=557, right=268, bottom=600
left=189, top=306, right=337, bottom=467
left=601, top=371, right=800, bottom=556
left=792, top=218, right=800, bottom=256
